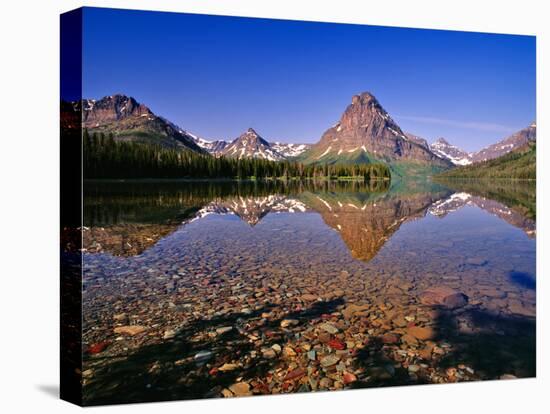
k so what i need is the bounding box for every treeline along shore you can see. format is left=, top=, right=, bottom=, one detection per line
left=83, top=130, right=391, bottom=181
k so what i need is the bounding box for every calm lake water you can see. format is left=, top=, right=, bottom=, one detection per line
left=81, top=179, right=536, bottom=404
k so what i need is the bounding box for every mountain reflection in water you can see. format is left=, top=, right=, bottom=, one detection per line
left=80, top=179, right=536, bottom=405
left=83, top=179, right=535, bottom=259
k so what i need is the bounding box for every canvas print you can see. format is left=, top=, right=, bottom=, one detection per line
left=60, top=7, right=536, bottom=406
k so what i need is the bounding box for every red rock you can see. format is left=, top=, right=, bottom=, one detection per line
left=343, top=372, right=357, bottom=384
left=284, top=368, right=306, bottom=381
left=209, top=367, right=219, bottom=376
left=419, top=286, right=468, bottom=309
left=253, top=382, right=270, bottom=393
left=381, top=333, right=400, bottom=344
left=328, top=339, right=346, bottom=350
left=87, top=341, right=110, bottom=355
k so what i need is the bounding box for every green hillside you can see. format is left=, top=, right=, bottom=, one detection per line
left=297, top=148, right=449, bottom=180
left=296, top=148, right=378, bottom=165
left=387, top=161, right=449, bottom=179
left=437, top=142, right=535, bottom=180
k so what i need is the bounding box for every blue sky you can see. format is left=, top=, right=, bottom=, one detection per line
left=81, top=7, right=535, bottom=152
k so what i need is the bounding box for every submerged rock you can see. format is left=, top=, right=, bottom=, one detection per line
left=407, top=326, right=436, bottom=340
left=194, top=350, right=213, bottom=363
left=320, top=355, right=341, bottom=367
left=216, top=326, right=233, bottom=335
left=280, top=319, right=299, bottom=328
left=319, top=323, right=339, bottom=334
left=228, top=382, right=251, bottom=396
left=113, top=325, right=147, bottom=336
left=419, top=286, right=468, bottom=308
left=342, top=303, right=370, bottom=319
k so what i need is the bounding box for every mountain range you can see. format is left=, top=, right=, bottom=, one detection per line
left=218, top=128, right=287, bottom=161
left=427, top=122, right=536, bottom=166
left=436, top=140, right=536, bottom=180
left=192, top=130, right=312, bottom=160
left=70, top=93, right=535, bottom=171
left=80, top=95, right=205, bottom=153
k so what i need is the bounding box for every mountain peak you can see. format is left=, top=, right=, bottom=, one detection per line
left=106, top=93, right=130, bottom=100
left=82, top=94, right=152, bottom=122
left=220, top=128, right=285, bottom=161
left=302, top=92, right=450, bottom=166
left=238, top=128, right=265, bottom=143
left=434, top=137, right=451, bottom=146
left=351, top=91, right=377, bottom=105
left=429, top=138, right=472, bottom=166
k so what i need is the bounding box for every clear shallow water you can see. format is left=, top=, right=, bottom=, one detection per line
left=81, top=179, right=536, bottom=404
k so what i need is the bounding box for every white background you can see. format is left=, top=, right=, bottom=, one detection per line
left=0, top=0, right=548, bottom=412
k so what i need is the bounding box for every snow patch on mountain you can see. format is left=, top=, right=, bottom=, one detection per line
left=429, top=138, right=473, bottom=166
left=270, top=142, right=311, bottom=157
left=220, top=128, right=287, bottom=161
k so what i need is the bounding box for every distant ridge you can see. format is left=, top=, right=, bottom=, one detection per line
left=415, top=122, right=537, bottom=166
left=471, top=123, right=536, bottom=162
left=219, top=128, right=286, bottom=161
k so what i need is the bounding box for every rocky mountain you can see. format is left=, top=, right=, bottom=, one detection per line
left=471, top=122, right=536, bottom=163
left=301, top=92, right=451, bottom=167
left=192, top=135, right=311, bottom=160
left=188, top=134, right=228, bottom=154
left=404, top=133, right=430, bottom=150
left=78, top=94, right=311, bottom=162
left=270, top=142, right=312, bottom=158
left=81, top=94, right=205, bottom=152
left=430, top=138, right=473, bottom=166
left=188, top=135, right=311, bottom=160
left=410, top=122, right=536, bottom=167
left=220, top=128, right=286, bottom=161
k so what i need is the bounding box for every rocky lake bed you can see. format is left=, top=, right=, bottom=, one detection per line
left=79, top=180, right=536, bottom=404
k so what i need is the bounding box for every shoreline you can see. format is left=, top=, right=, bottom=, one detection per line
left=434, top=177, right=535, bottom=182
left=84, top=177, right=392, bottom=183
